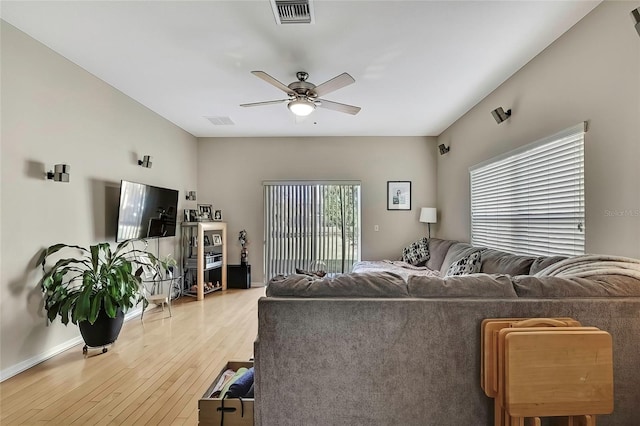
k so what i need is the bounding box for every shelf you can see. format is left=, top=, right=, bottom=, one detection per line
left=185, top=261, right=223, bottom=271
left=181, top=221, right=227, bottom=301
left=183, top=285, right=222, bottom=297
left=204, top=262, right=222, bottom=271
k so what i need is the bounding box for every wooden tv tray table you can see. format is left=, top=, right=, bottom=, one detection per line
left=481, top=318, right=614, bottom=426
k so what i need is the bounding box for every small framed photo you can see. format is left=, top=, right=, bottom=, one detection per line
left=189, top=209, right=198, bottom=222
left=213, top=209, right=222, bottom=221
left=183, top=209, right=191, bottom=222
left=198, top=204, right=213, bottom=221
left=387, top=181, right=411, bottom=210
left=212, top=234, right=222, bottom=246
left=203, top=235, right=211, bottom=246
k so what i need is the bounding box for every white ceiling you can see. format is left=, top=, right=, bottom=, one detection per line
left=1, top=1, right=601, bottom=138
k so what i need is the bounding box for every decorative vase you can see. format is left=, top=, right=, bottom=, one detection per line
left=241, top=247, right=248, bottom=265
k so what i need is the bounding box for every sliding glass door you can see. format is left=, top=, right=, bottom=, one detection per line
left=263, top=181, right=361, bottom=281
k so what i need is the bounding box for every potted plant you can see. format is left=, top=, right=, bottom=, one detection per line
left=139, top=253, right=179, bottom=319
left=37, top=239, right=168, bottom=354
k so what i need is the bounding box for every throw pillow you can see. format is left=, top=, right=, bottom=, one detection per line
left=402, top=237, right=430, bottom=266
left=445, top=251, right=482, bottom=277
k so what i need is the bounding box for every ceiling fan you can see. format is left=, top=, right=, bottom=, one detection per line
left=240, top=71, right=361, bottom=117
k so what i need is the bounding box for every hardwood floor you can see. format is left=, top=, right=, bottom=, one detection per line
left=0, top=287, right=265, bottom=425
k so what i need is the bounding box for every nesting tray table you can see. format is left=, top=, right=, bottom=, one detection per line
left=481, top=318, right=614, bottom=426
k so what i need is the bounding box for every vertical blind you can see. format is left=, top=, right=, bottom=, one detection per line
left=470, top=123, right=586, bottom=257
left=263, top=181, right=361, bottom=281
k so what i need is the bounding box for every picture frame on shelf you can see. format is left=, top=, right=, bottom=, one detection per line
left=387, top=181, right=411, bottom=210
left=203, top=235, right=210, bottom=246
left=212, top=234, right=222, bottom=246
left=189, top=209, right=198, bottom=222
left=213, top=210, right=222, bottom=221
left=183, top=209, right=191, bottom=222
left=198, top=204, right=213, bottom=221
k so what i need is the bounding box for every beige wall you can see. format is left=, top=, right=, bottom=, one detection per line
left=197, top=136, right=438, bottom=282
left=436, top=1, right=640, bottom=258
left=0, top=22, right=198, bottom=377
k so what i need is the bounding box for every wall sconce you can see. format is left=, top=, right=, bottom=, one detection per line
left=438, top=144, right=450, bottom=155
left=138, top=155, right=153, bottom=168
left=419, top=207, right=437, bottom=238
left=46, top=164, right=70, bottom=182
left=186, top=191, right=197, bottom=201
left=491, top=107, right=512, bottom=124
left=632, top=7, right=640, bottom=37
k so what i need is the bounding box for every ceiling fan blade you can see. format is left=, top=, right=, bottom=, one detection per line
left=251, top=71, right=294, bottom=95
left=317, top=99, right=361, bottom=115
left=240, top=99, right=289, bottom=107
left=313, top=73, right=355, bottom=97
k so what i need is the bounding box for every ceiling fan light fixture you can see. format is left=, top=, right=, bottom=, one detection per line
left=288, top=99, right=316, bottom=116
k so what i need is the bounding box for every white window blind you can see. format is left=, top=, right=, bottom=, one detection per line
left=470, top=123, right=586, bottom=257
left=263, top=181, right=361, bottom=281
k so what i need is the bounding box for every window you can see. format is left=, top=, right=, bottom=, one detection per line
left=263, top=181, right=361, bottom=280
left=470, top=123, right=585, bottom=256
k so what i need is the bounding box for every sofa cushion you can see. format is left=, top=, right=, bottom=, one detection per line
left=439, top=242, right=482, bottom=275
left=529, top=255, right=569, bottom=275
left=408, top=274, right=518, bottom=298
left=266, top=272, right=409, bottom=298
left=480, top=249, right=536, bottom=276
left=401, top=237, right=430, bottom=266
left=445, top=251, right=482, bottom=277
left=512, top=274, right=640, bottom=297
left=424, top=238, right=457, bottom=271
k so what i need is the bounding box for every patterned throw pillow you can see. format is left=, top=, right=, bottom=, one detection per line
left=445, top=251, right=482, bottom=277
left=402, top=237, right=430, bottom=266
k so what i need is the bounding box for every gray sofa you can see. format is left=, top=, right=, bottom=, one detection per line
left=253, top=239, right=640, bottom=426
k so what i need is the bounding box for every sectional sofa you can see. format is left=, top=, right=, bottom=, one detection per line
left=253, top=239, right=640, bottom=425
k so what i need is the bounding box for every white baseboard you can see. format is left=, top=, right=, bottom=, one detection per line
left=0, top=307, right=142, bottom=382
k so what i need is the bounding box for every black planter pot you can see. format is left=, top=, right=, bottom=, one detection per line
left=78, top=308, right=124, bottom=349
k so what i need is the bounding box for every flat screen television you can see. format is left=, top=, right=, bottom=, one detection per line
left=116, top=180, right=179, bottom=242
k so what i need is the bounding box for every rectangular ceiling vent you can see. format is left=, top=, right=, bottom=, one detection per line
left=270, top=0, right=315, bottom=25
left=205, top=116, right=235, bottom=126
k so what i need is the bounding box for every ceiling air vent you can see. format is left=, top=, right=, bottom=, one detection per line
left=270, top=0, right=315, bottom=25
left=205, top=116, right=235, bottom=126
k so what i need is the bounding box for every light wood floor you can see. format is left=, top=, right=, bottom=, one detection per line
left=0, top=287, right=265, bottom=425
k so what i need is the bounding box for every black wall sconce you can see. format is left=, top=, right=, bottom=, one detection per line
left=491, top=107, right=512, bottom=124
left=438, top=144, right=450, bottom=155
left=47, top=164, right=70, bottom=182
left=138, top=155, right=153, bottom=168
left=186, top=191, right=197, bottom=201
left=632, top=7, right=640, bottom=37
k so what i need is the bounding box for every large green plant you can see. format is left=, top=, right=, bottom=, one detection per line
left=37, top=239, right=165, bottom=325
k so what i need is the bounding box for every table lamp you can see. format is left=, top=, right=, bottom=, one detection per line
left=419, top=207, right=437, bottom=238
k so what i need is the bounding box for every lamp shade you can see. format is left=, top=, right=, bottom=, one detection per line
left=288, top=99, right=316, bottom=116
left=419, top=207, right=437, bottom=223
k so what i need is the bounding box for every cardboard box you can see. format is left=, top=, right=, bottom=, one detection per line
left=199, top=361, right=254, bottom=426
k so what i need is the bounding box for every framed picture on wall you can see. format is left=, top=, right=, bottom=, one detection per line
left=387, top=181, right=411, bottom=210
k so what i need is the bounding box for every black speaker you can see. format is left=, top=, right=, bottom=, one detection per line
left=227, top=264, right=251, bottom=289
